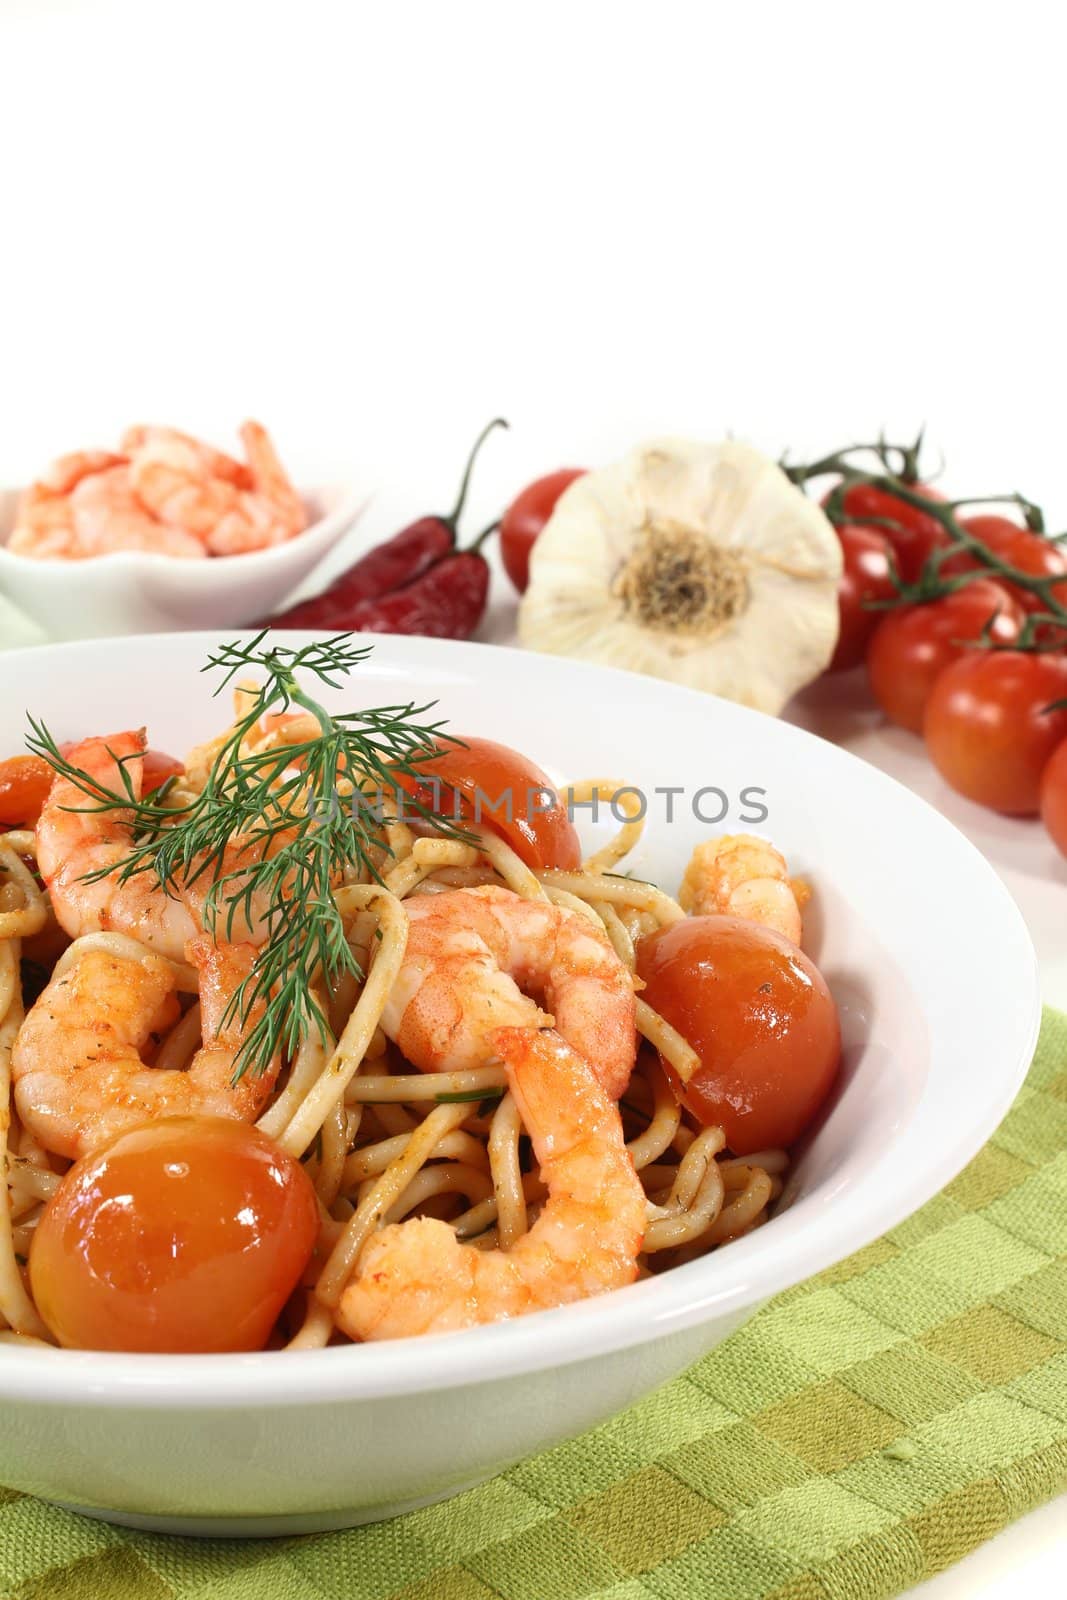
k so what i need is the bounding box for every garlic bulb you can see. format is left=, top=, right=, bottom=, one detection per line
left=518, top=438, right=842, bottom=714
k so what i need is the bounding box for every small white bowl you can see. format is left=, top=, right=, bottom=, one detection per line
left=0, top=633, right=1040, bottom=1535
left=0, top=485, right=367, bottom=640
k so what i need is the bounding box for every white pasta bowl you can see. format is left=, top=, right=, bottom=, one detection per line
left=0, top=631, right=1040, bottom=1537
left=0, top=485, right=367, bottom=641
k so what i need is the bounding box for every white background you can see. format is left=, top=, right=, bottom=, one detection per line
left=1, top=1, right=1064, bottom=1591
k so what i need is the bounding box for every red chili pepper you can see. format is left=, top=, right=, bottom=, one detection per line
left=341, top=533, right=495, bottom=639
left=268, top=419, right=507, bottom=629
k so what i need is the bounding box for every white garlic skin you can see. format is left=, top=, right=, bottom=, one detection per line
left=519, top=438, right=842, bottom=715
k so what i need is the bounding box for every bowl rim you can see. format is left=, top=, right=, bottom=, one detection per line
left=0, top=483, right=369, bottom=577
left=0, top=632, right=1041, bottom=1410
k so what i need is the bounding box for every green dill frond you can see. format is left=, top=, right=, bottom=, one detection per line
left=28, top=634, right=469, bottom=1083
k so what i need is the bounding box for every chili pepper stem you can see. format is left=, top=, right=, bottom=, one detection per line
left=466, top=518, right=501, bottom=555
left=444, top=418, right=509, bottom=532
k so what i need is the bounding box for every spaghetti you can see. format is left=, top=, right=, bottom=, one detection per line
left=0, top=705, right=787, bottom=1351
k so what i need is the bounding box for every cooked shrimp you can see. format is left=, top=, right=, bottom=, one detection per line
left=8, top=452, right=125, bottom=559
left=7, top=489, right=79, bottom=559
left=70, top=464, right=206, bottom=558
left=380, top=884, right=637, bottom=1098
left=11, top=427, right=302, bottom=558
left=37, top=730, right=268, bottom=958
left=11, top=935, right=278, bottom=1160
left=127, top=436, right=244, bottom=540
left=338, top=1026, right=646, bottom=1339
left=678, top=833, right=804, bottom=944
left=37, top=451, right=127, bottom=496
left=121, top=425, right=251, bottom=487
left=206, top=421, right=306, bottom=555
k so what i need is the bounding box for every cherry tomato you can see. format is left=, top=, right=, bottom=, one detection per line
left=831, top=480, right=948, bottom=584
left=635, top=915, right=840, bottom=1154
left=141, top=747, right=185, bottom=795
left=923, top=650, right=1067, bottom=815
left=0, top=743, right=182, bottom=829
left=829, top=525, right=897, bottom=671
left=500, top=468, right=586, bottom=593
left=866, top=580, right=1025, bottom=733
left=0, top=756, right=53, bottom=826
left=942, top=514, right=1067, bottom=618
left=30, top=1117, right=319, bottom=1353
left=404, top=734, right=581, bottom=871
left=1040, top=739, right=1067, bottom=860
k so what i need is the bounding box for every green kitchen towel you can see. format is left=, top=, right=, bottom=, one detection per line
left=3, top=1010, right=1066, bottom=1600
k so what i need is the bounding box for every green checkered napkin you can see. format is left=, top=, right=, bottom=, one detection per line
left=3, top=1011, right=1067, bottom=1600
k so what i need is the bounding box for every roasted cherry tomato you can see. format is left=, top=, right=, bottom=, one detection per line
left=866, top=580, right=1025, bottom=733
left=635, top=915, right=841, bottom=1154
left=500, top=468, right=586, bottom=593
left=141, top=747, right=185, bottom=795
left=0, top=756, right=53, bottom=826
left=1040, top=739, right=1067, bottom=860
left=831, top=480, right=948, bottom=585
left=923, top=650, right=1067, bottom=815
left=0, top=743, right=181, bottom=828
left=942, top=514, right=1067, bottom=617
left=404, top=734, right=581, bottom=871
left=30, top=1117, right=319, bottom=1353
left=829, top=524, right=897, bottom=671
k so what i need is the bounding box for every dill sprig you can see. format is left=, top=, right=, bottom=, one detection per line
left=28, top=632, right=466, bottom=1082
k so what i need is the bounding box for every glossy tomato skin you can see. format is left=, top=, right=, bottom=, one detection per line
left=406, top=734, right=581, bottom=871
left=923, top=650, right=1067, bottom=815
left=501, top=468, right=586, bottom=593
left=1039, top=739, right=1067, bottom=859
left=0, top=756, right=53, bottom=826
left=833, top=481, right=947, bottom=585
left=942, top=515, right=1067, bottom=616
left=829, top=525, right=897, bottom=671
left=635, top=915, right=841, bottom=1154
left=141, top=747, right=185, bottom=794
left=866, top=580, right=1025, bottom=733
left=30, top=1117, right=319, bottom=1353
left=0, top=745, right=182, bottom=828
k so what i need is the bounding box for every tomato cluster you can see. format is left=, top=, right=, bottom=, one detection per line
left=826, top=486, right=1067, bottom=848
